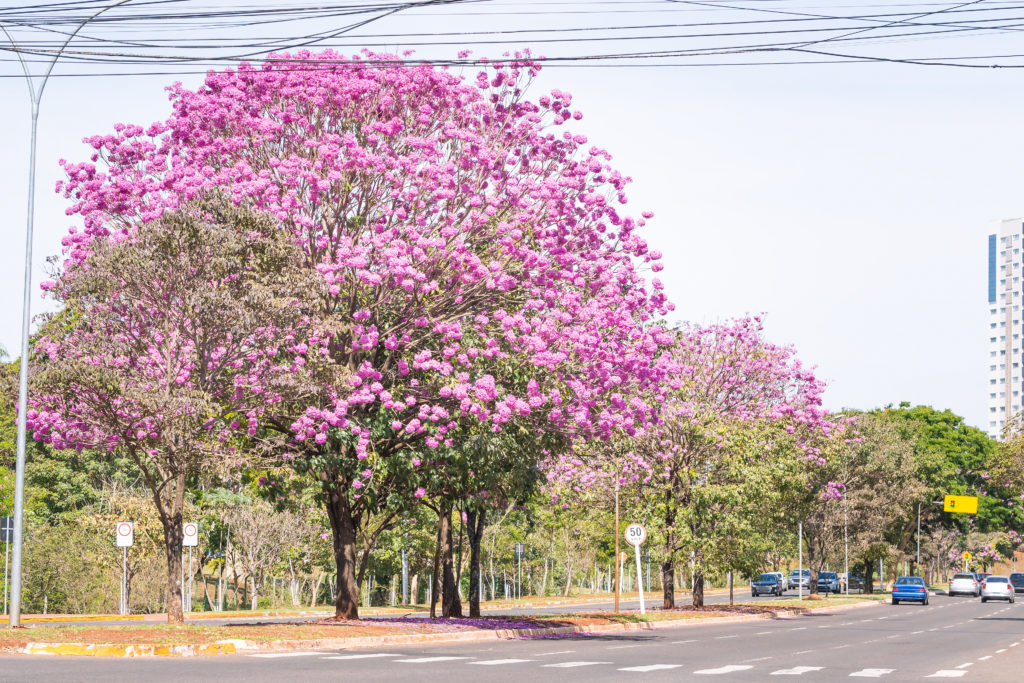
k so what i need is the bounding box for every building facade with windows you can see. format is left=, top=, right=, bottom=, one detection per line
left=988, top=219, right=1024, bottom=438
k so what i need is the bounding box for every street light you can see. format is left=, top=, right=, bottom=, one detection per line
left=2, top=0, right=135, bottom=627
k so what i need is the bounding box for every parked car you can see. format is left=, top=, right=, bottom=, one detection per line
left=817, top=571, right=842, bottom=594
left=981, top=575, right=1015, bottom=603
left=788, top=569, right=811, bottom=590
left=948, top=572, right=981, bottom=597
left=752, top=573, right=783, bottom=597
left=767, top=572, right=787, bottom=594
left=847, top=573, right=865, bottom=593
left=1009, top=572, right=1024, bottom=594
left=891, top=576, right=929, bottom=605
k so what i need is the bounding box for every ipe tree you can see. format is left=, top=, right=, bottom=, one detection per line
left=51, top=50, right=670, bottom=619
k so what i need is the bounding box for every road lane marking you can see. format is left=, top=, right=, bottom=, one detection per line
left=396, top=656, right=470, bottom=663
left=672, top=640, right=697, bottom=644
left=849, top=669, right=894, bottom=678
left=323, top=654, right=402, bottom=660
left=620, top=665, right=683, bottom=672
left=979, top=656, right=992, bottom=661
left=955, top=663, right=972, bottom=669
left=470, top=659, right=533, bottom=666
left=756, top=631, right=773, bottom=635
left=694, top=665, right=754, bottom=675
left=744, top=657, right=773, bottom=663
left=537, top=650, right=575, bottom=656
left=834, top=645, right=851, bottom=649
left=715, top=635, right=738, bottom=639
left=794, top=650, right=814, bottom=654
left=791, top=627, right=807, bottom=631
left=247, top=652, right=321, bottom=658
left=609, top=645, right=643, bottom=649
left=926, top=671, right=967, bottom=678
left=771, top=666, right=823, bottom=675
left=997, top=649, right=1007, bottom=653
left=542, top=661, right=611, bottom=668
left=912, top=631, right=924, bottom=634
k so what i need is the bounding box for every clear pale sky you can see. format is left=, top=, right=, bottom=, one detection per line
left=2, top=1, right=1020, bottom=431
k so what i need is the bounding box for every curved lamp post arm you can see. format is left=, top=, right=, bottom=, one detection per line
left=4, top=0, right=134, bottom=629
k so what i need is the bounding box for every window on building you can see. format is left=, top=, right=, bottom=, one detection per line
left=993, top=337, right=999, bottom=342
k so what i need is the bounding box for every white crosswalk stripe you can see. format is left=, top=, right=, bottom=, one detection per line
left=542, top=661, right=611, bottom=668
left=695, top=665, right=755, bottom=675
left=395, top=656, right=470, bottom=663
left=470, top=659, right=534, bottom=666
left=322, top=653, right=401, bottom=660
left=619, top=665, right=683, bottom=672
left=850, top=670, right=894, bottom=678
left=772, top=666, right=824, bottom=675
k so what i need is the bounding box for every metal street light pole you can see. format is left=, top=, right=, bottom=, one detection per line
left=1, top=0, right=135, bottom=627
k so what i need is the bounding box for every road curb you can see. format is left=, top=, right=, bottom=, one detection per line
left=8, top=599, right=881, bottom=657
left=20, top=642, right=237, bottom=657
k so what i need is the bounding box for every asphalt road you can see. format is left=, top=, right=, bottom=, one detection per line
left=4, top=594, right=1024, bottom=681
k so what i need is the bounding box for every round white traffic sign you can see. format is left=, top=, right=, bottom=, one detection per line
left=625, top=523, right=647, bottom=547
left=116, top=521, right=134, bottom=547
left=183, top=522, right=199, bottom=547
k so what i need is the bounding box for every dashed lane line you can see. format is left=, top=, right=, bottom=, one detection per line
left=322, top=654, right=401, bottom=660
left=755, top=631, right=773, bottom=635
left=771, top=666, right=823, bottom=675
left=743, top=657, right=773, bottom=663
left=715, top=635, right=738, bottom=640
left=609, top=644, right=643, bottom=649
left=997, top=649, right=1007, bottom=653
left=619, top=665, right=683, bottom=672
left=542, top=661, right=611, bottom=668
left=979, top=656, right=992, bottom=661
left=470, top=659, right=534, bottom=666
left=849, top=669, right=894, bottom=678
left=247, top=652, right=321, bottom=658
left=694, top=665, right=754, bottom=675
left=672, top=640, right=697, bottom=644
left=794, top=650, right=815, bottom=655
left=926, top=671, right=967, bottom=678
left=956, top=663, right=972, bottom=669
left=537, top=650, right=575, bottom=656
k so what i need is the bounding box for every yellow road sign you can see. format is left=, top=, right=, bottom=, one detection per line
left=944, top=495, right=978, bottom=514
left=962, top=551, right=972, bottom=562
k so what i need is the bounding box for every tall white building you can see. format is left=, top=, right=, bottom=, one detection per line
left=988, top=219, right=1024, bottom=439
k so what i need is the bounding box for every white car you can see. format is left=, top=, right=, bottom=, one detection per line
left=948, top=572, right=981, bottom=597
left=981, top=575, right=1015, bottom=603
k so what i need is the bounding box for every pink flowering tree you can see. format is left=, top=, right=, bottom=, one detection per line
left=548, top=317, right=832, bottom=607
left=53, top=51, right=671, bottom=619
left=27, top=196, right=323, bottom=623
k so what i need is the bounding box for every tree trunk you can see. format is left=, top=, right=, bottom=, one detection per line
left=311, top=571, right=325, bottom=608
left=430, top=511, right=442, bottom=618
left=864, top=560, right=875, bottom=594
left=541, top=556, right=549, bottom=597
left=439, top=505, right=463, bottom=618
left=250, top=573, right=259, bottom=610
left=662, top=497, right=676, bottom=608
left=156, top=472, right=187, bottom=624
left=692, top=569, right=704, bottom=607
left=563, top=560, right=574, bottom=597
left=466, top=508, right=486, bottom=617
left=325, top=485, right=361, bottom=619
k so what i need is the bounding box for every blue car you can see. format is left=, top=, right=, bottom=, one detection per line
left=891, top=576, right=929, bottom=605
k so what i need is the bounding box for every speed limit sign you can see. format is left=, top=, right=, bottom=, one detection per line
left=116, top=521, right=134, bottom=547
left=625, top=523, right=646, bottom=547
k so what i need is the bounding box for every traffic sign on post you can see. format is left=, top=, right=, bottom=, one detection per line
left=116, top=521, right=134, bottom=547
left=944, top=495, right=978, bottom=514
left=183, top=522, right=199, bottom=547
left=0, top=517, right=12, bottom=544
left=625, top=523, right=647, bottom=547
left=962, top=551, right=972, bottom=562
left=624, top=524, right=647, bottom=615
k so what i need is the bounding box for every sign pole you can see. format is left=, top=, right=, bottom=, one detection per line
left=634, top=541, right=645, bottom=615
left=798, top=522, right=803, bottom=600
left=401, top=549, right=409, bottom=604
left=121, top=545, right=127, bottom=616
left=614, top=481, right=620, bottom=614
